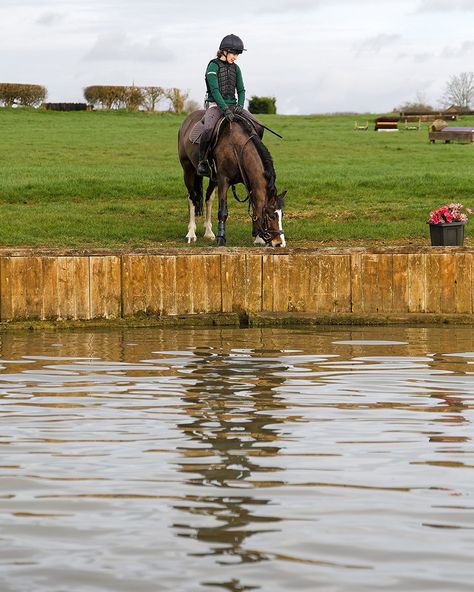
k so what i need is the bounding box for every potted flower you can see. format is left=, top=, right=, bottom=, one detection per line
left=427, top=203, right=472, bottom=246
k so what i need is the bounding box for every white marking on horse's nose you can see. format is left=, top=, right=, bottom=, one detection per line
left=276, top=210, right=286, bottom=247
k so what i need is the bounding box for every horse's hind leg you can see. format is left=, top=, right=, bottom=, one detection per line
left=203, top=180, right=216, bottom=240
left=183, top=164, right=202, bottom=243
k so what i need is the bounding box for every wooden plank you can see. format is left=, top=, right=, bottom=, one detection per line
left=205, top=255, right=222, bottom=313
left=161, top=256, right=177, bottom=315
left=68, top=257, right=90, bottom=319
left=43, top=256, right=90, bottom=320
left=454, top=253, right=472, bottom=314
left=287, top=253, right=309, bottom=312
left=407, top=254, right=426, bottom=313
left=377, top=254, right=394, bottom=313
left=0, top=257, right=44, bottom=321
left=190, top=255, right=207, bottom=313
left=424, top=254, right=442, bottom=313
left=0, top=257, right=15, bottom=320
left=271, top=254, right=290, bottom=312
left=122, top=255, right=148, bottom=317
left=24, top=257, right=43, bottom=319
left=147, top=255, right=163, bottom=314
left=304, top=254, right=318, bottom=313
left=123, top=254, right=164, bottom=316
left=333, top=255, right=352, bottom=313
left=262, top=253, right=274, bottom=312
left=439, top=253, right=456, bottom=314
left=90, top=256, right=121, bottom=319
left=246, top=254, right=263, bottom=313
left=314, top=255, right=335, bottom=313
left=174, top=255, right=191, bottom=314
left=350, top=252, right=363, bottom=313
left=221, top=253, right=245, bottom=312
left=392, top=254, right=409, bottom=313
left=40, top=258, right=59, bottom=319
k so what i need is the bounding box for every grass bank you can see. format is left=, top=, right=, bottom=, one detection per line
left=1, top=108, right=473, bottom=248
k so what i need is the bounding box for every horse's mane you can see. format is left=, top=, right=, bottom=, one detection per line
left=237, top=117, right=277, bottom=195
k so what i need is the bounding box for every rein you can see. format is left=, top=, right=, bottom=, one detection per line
left=231, top=131, right=255, bottom=205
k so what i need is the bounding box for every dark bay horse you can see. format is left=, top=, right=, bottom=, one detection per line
left=178, top=110, right=286, bottom=247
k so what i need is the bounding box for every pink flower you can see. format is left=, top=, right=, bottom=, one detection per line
left=428, top=202, right=471, bottom=225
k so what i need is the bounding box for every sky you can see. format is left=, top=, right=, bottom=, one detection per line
left=1, top=0, right=473, bottom=114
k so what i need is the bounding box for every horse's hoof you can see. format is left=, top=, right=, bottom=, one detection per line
left=217, top=237, right=226, bottom=246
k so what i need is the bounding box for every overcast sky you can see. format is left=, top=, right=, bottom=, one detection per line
left=1, top=0, right=473, bottom=114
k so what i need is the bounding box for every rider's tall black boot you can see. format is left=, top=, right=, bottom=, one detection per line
left=196, top=131, right=212, bottom=177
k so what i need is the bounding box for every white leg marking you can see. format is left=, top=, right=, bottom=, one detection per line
left=203, top=189, right=216, bottom=240
left=253, top=236, right=266, bottom=245
left=277, top=209, right=286, bottom=247
left=186, top=198, right=197, bottom=243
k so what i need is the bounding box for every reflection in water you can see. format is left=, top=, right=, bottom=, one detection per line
left=0, top=325, right=473, bottom=592
left=174, top=346, right=287, bottom=580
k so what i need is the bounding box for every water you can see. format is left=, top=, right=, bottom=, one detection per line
left=0, top=325, right=473, bottom=592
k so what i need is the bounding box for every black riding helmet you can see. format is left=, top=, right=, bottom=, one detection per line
left=219, top=34, right=246, bottom=54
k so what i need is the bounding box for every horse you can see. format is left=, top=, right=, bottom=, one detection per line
left=178, top=109, right=286, bottom=247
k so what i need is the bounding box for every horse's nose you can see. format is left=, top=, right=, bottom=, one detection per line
left=271, top=235, right=286, bottom=248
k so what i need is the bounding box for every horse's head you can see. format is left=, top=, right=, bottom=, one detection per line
left=257, top=189, right=287, bottom=248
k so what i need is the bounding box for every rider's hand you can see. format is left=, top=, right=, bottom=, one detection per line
left=234, top=105, right=244, bottom=115
left=224, top=108, right=235, bottom=122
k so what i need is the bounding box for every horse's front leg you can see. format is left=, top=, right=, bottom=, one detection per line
left=216, top=178, right=229, bottom=246
left=186, top=197, right=197, bottom=243
left=203, top=181, right=216, bottom=240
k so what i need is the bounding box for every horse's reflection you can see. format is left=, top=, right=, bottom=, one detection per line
left=173, top=343, right=290, bottom=589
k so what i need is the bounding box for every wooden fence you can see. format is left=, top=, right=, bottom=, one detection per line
left=1, top=247, right=473, bottom=323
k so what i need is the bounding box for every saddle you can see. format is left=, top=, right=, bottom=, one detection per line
left=188, top=111, right=262, bottom=145
left=188, top=116, right=225, bottom=146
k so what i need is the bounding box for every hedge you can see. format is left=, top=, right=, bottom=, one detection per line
left=0, top=83, right=47, bottom=107
left=248, top=96, right=277, bottom=115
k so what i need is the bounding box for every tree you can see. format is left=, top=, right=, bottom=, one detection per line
left=165, top=87, right=189, bottom=113
left=0, top=83, right=46, bottom=107
left=394, top=91, right=434, bottom=113
left=142, top=86, right=165, bottom=111
left=248, top=96, right=277, bottom=115
left=125, top=85, right=144, bottom=111
left=441, top=72, right=474, bottom=110
left=184, top=98, right=201, bottom=113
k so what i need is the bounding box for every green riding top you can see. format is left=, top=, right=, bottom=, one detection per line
left=197, top=33, right=248, bottom=177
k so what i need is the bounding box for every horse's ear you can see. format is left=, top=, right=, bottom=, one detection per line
left=277, top=190, right=287, bottom=207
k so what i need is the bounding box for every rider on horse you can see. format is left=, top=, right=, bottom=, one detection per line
left=197, top=34, right=261, bottom=178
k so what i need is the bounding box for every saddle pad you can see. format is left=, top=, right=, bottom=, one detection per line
left=189, top=119, right=205, bottom=144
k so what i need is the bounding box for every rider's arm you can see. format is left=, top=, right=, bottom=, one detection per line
left=236, top=64, right=245, bottom=107
left=206, top=62, right=228, bottom=112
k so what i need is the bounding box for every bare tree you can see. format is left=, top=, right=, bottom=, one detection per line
left=441, top=72, right=474, bottom=109
left=125, top=85, right=144, bottom=111
left=142, top=86, right=165, bottom=111
left=184, top=98, right=201, bottom=113
left=165, top=87, right=189, bottom=114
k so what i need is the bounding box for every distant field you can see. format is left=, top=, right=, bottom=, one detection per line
left=1, top=107, right=473, bottom=248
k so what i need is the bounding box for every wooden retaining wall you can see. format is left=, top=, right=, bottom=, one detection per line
left=1, top=247, right=473, bottom=323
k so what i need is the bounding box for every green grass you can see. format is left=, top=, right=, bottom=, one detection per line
left=1, top=107, right=473, bottom=248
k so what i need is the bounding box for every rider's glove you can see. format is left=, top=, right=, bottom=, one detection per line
left=224, top=108, right=235, bottom=122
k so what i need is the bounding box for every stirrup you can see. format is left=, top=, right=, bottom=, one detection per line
left=197, top=160, right=211, bottom=177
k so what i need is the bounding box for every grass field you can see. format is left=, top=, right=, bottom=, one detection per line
left=1, top=107, right=473, bottom=248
